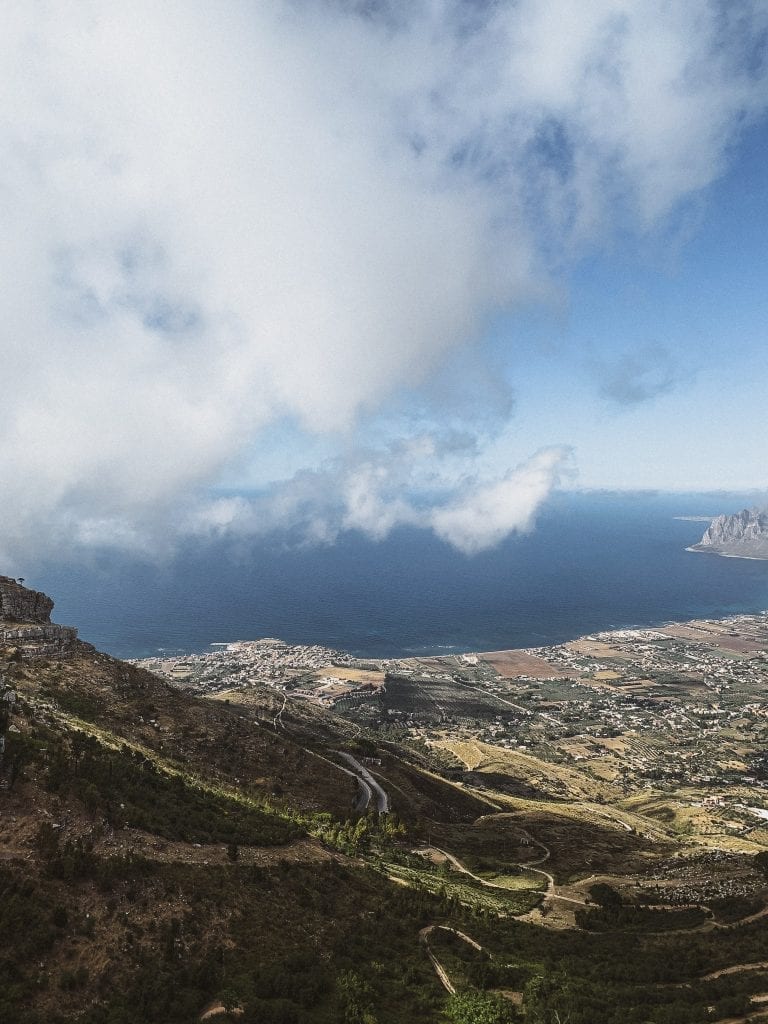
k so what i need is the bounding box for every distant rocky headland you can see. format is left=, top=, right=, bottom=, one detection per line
left=689, top=508, right=768, bottom=560
left=0, top=575, right=80, bottom=659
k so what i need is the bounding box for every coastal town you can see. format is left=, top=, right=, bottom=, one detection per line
left=136, top=610, right=768, bottom=844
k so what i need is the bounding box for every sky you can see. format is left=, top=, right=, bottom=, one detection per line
left=1, top=0, right=768, bottom=568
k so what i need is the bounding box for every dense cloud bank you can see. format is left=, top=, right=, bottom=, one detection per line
left=188, top=444, right=572, bottom=555
left=1, top=1, right=767, bottom=564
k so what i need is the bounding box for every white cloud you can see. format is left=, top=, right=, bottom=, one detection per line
left=430, top=447, right=571, bottom=554
left=184, top=440, right=571, bottom=554
left=0, top=1, right=766, bottom=563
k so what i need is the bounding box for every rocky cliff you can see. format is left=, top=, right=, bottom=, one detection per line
left=689, top=508, right=768, bottom=560
left=0, top=575, right=78, bottom=658
left=0, top=575, right=54, bottom=622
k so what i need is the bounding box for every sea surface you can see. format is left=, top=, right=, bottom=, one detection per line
left=34, top=491, right=768, bottom=661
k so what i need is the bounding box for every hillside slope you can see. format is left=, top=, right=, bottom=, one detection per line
left=3, top=578, right=768, bottom=1024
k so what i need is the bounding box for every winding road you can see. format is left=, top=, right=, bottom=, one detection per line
left=336, top=751, right=390, bottom=813
left=273, top=691, right=288, bottom=730
left=413, top=836, right=586, bottom=909
left=413, top=823, right=768, bottom=1016
left=419, top=925, right=485, bottom=995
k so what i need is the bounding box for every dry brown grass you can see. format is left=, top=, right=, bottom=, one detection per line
left=478, top=649, right=570, bottom=679
left=563, top=639, right=635, bottom=660
left=314, top=665, right=386, bottom=686
left=434, top=738, right=616, bottom=802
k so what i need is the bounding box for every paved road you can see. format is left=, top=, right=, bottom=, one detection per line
left=336, top=752, right=390, bottom=813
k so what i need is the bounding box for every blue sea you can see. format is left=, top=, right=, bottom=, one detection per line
left=34, top=491, right=768, bottom=660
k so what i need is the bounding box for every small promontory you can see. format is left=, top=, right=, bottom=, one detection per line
left=0, top=575, right=79, bottom=659
left=689, top=508, right=768, bottom=560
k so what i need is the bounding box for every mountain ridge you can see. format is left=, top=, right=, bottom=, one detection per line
left=689, top=507, right=768, bottom=560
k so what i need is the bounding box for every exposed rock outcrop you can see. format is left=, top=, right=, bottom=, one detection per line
left=0, top=575, right=54, bottom=623
left=0, top=576, right=78, bottom=659
left=689, top=508, right=768, bottom=560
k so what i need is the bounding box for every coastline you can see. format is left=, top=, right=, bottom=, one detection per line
left=686, top=545, right=768, bottom=562
left=136, top=606, right=768, bottom=676
left=51, top=496, right=768, bottom=661
left=136, top=606, right=768, bottom=710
